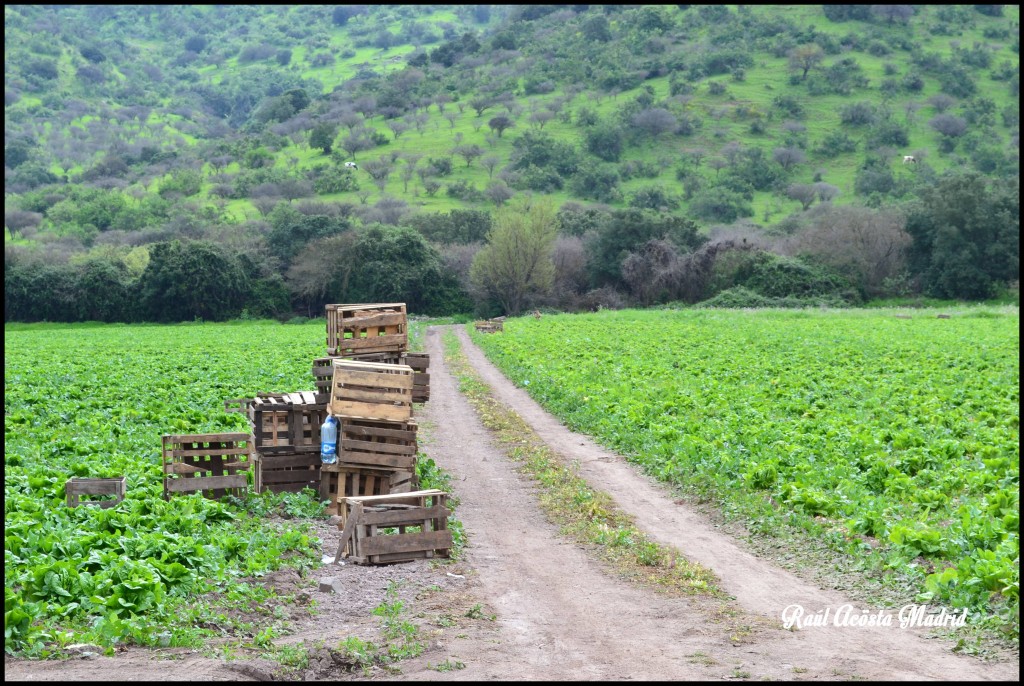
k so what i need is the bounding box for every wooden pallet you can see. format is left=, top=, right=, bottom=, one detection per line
left=329, top=359, right=414, bottom=421
left=65, top=476, right=126, bottom=509
left=338, top=417, right=418, bottom=471
left=162, top=433, right=252, bottom=500
left=314, top=353, right=428, bottom=403
left=333, top=490, right=452, bottom=565
left=326, top=303, right=407, bottom=356
left=474, top=320, right=503, bottom=333
left=254, top=451, right=321, bottom=494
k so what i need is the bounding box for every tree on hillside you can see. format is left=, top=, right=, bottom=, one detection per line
left=581, top=15, right=612, bottom=42
left=632, top=108, right=677, bottom=140
left=488, top=114, right=514, bottom=137
left=773, top=146, right=806, bottom=172
left=787, top=44, right=824, bottom=81
left=310, top=122, right=336, bottom=155
left=786, top=183, right=818, bottom=211
left=470, top=197, right=558, bottom=315
left=454, top=144, right=484, bottom=168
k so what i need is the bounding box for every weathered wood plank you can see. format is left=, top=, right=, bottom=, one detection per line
left=341, top=438, right=417, bottom=456
left=165, top=474, right=248, bottom=493
left=359, top=529, right=453, bottom=556
left=330, top=401, right=412, bottom=422
left=332, top=368, right=415, bottom=390
left=359, top=505, right=449, bottom=527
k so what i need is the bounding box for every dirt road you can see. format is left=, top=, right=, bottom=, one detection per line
left=5, top=325, right=1018, bottom=681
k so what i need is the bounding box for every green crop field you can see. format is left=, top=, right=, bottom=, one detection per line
left=3, top=318, right=435, bottom=654
left=471, top=308, right=1019, bottom=632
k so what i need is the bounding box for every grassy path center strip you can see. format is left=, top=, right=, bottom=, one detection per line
left=442, top=329, right=722, bottom=598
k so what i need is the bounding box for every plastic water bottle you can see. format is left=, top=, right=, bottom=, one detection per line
left=320, top=416, right=338, bottom=465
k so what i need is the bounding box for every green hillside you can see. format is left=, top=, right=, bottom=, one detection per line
left=4, top=5, right=1020, bottom=320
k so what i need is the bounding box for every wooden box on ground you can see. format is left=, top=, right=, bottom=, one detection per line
left=162, top=433, right=252, bottom=500
left=255, top=451, right=321, bottom=494
left=329, top=359, right=414, bottom=421
left=474, top=320, right=503, bottom=333
left=246, top=392, right=329, bottom=454
left=326, top=304, right=407, bottom=356
left=333, top=490, right=452, bottom=565
left=65, top=476, right=126, bottom=509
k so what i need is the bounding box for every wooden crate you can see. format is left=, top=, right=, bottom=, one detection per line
left=333, top=490, right=452, bottom=565
left=162, top=433, right=252, bottom=500
left=339, top=417, right=418, bottom=471
left=311, top=354, right=428, bottom=403
left=65, top=476, right=126, bottom=509
left=474, top=320, right=503, bottom=333
left=326, top=303, right=407, bottom=356
left=319, top=464, right=394, bottom=516
left=255, top=451, right=321, bottom=494
left=248, top=392, right=329, bottom=454
left=312, top=354, right=404, bottom=393
left=329, top=359, right=414, bottom=421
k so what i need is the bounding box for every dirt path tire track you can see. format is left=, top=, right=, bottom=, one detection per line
left=429, top=325, right=1018, bottom=681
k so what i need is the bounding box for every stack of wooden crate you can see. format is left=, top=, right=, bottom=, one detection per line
left=320, top=354, right=418, bottom=516
left=195, top=303, right=452, bottom=563
left=312, top=302, right=435, bottom=518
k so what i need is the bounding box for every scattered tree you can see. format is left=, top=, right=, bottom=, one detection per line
left=471, top=197, right=558, bottom=314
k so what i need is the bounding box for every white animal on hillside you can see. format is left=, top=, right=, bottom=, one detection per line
left=344, top=161, right=358, bottom=169
left=902, top=155, right=917, bottom=164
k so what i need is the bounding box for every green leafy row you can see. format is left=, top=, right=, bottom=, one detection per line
left=472, top=308, right=1019, bottom=634
left=4, top=320, right=330, bottom=653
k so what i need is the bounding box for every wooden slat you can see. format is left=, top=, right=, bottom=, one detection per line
left=334, top=501, right=362, bottom=562
left=337, top=452, right=415, bottom=470
left=342, top=312, right=406, bottom=328
left=334, top=337, right=406, bottom=352
left=257, top=453, right=321, bottom=469
left=332, top=368, right=414, bottom=390
left=66, top=478, right=125, bottom=495
left=330, top=401, right=412, bottom=421
left=359, top=505, right=449, bottom=527
left=164, top=433, right=251, bottom=443
left=170, top=446, right=251, bottom=457
left=342, top=422, right=417, bottom=441
left=165, top=474, right=248, bottom=493
left=359, top=529, right=453, bottom=556
left=341, top=438, right=417, bottom=456
left=333, top=386, right=410, bottom=403
left=346, top=489, right=444, bottom=503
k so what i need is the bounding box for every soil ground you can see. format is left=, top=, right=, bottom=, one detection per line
left=5, top=325, right=1019, bottom=681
